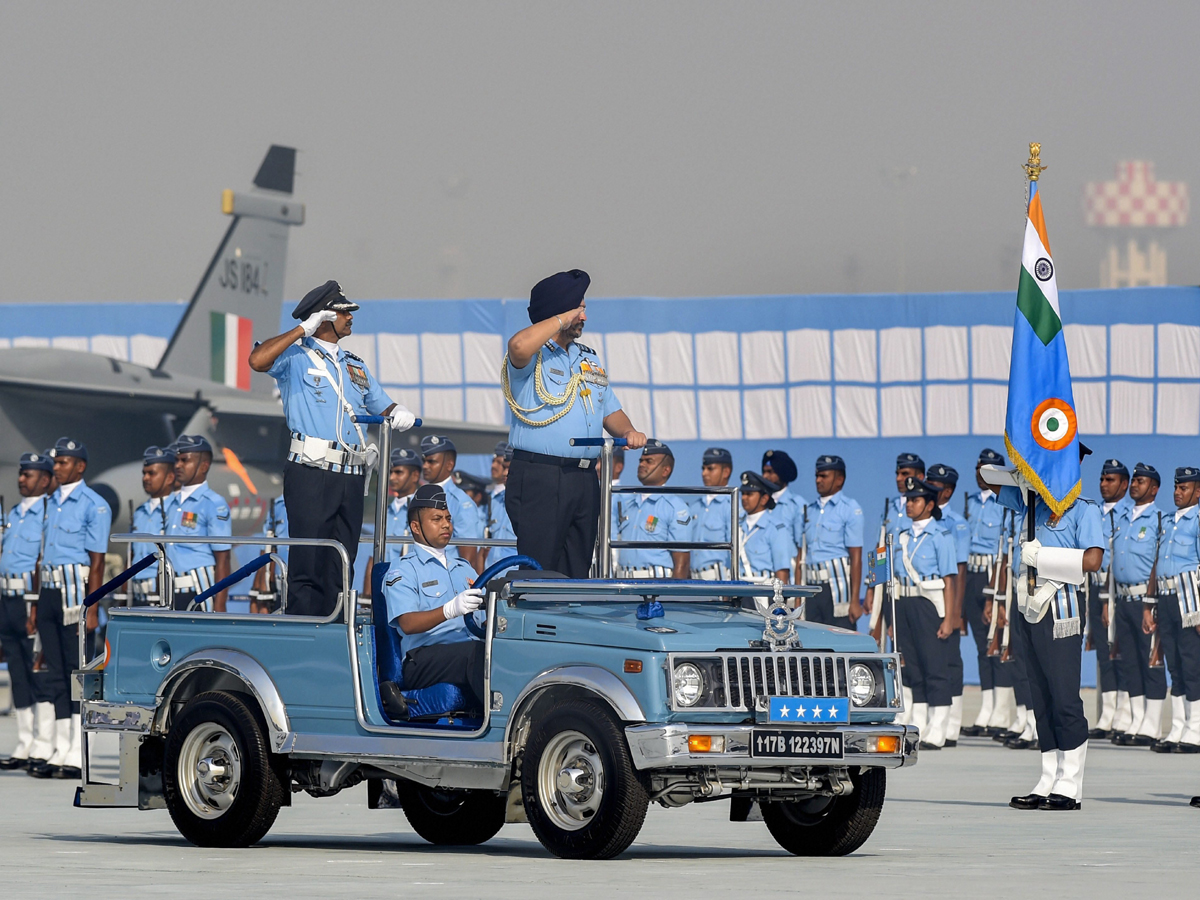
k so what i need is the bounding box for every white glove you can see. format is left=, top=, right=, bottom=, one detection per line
left=301, top=309, right=337, bottom=337
left=389, top=406, right=417, bottom=431
left=442, top=587, right=484, bottom=620
left=1020, top=538, right=1042, bottom=568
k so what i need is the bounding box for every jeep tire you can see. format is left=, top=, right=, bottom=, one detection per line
left=522, top=698, right=648, bottom=859
left=163, top=691, right=285, bottom=848
left=395, top=781, right=506, bottom=845
left=760, top=767, right=886, bottom=856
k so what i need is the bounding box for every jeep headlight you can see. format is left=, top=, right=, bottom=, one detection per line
left=848, top=663, right=876, bottom=707
left=672, top=662, right=705, bottom=708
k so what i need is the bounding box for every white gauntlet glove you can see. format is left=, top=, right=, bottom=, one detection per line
left=301, top=309, right=337, bottom=337
left=389, top=405, right=417, bottom=431
left=442, top=587, right=484, bottom=620
left=1020, top=538, right=1042, bottom=568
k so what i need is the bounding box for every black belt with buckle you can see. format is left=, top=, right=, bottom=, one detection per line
left=512, top=449, right=597, bottom=471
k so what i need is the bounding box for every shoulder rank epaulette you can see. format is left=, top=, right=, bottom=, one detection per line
left=575, top=342, right=597, bottom=355
left=343, top=350, right=364, bottom=363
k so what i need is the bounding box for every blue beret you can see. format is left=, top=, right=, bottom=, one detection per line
left=390, top=448, right=423, bottom=468
left=53, top=437, right=87, bottom=461
left=896, top=452, right=924, bottom=473
left=977, top=448, right=1004, bottom=466
left=900, top=476, right=939, bottom=500
left=762, top=450, right=797, bottom=484
left=493, top=441, right=511, bottom=458
left=420, top=435, right=456, bottom=456
left=409, top=483, right=447, bottom=511
left=740, top=470, right=778, bottom=503
left=452, top=470, right=489, bottom=493
left=641, top=438, right=673, bottom=459
left=1176, top=466, right=1200, bottom=484
left=291, top=280, right=359, bottom=320
left=815, top=454, right=845, bottom=473
left=1132, top=462, right=1160, bottom=484
left=528, top=269, right=590, bottom=324
left=702, top=447, right=732, bottom=466
left=1101, top=458, right=1129, bottom=478
left=19, top=452, right=53, bottom=473
left=926, top=463, right=958, bottom=486
left=142, top=445, right=177, bottom=466
left=172, top=434, right=213, bottom=456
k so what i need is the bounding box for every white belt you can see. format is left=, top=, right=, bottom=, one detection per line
left=1157, top=576, right=1178, bottom=595
left=802, top=564, right=831, bottom=583
left=621, top=566, right=673, bottom=579
left=1115, top=581, right=1148, bottom=600
left=968, top=553, right=996, bottom=573
left=691, top=563, right=731, bottom=581
left=288, top=433, right=366, bottom=473
left=1, top=574, right=31, bottom=593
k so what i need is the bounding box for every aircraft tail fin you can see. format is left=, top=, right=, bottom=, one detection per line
left=157, top=145, right=304, bottom=396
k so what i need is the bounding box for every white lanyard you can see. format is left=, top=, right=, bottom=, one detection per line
left=303, top=345, right=366, bottom=450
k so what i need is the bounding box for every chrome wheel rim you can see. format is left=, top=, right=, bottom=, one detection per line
left=177, top=723, right=242, bottom=820
left=538, top=729, right=604, bottom=832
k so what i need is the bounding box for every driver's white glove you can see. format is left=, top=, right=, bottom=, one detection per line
left=389, top=405, right=417, bottom=431
left=1020, top=538, right=1042, bottom=568
left=442, top=587, right=484, bottom=620
left=301, top=309, right=337, bottom=337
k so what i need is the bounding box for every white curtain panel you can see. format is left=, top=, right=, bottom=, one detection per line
left=699, top=390, right=744, bottom=440
left=1109, top=324, right=1154, bottom=378
left=339, top=333, right=377, bottom=374
left=1156, top=383, right=1200, bottom=436
left=618, top=387, right=652, bottom=436
left=420, top=333, right=463, bottom=384
left=383, top=388, right=421, bottom=416
left=971, top=383, right=1007, bottom=436
left=743, top=388, right=787, bottom=439
left=0, top=338, right=8, bottom=348
left=463, top=332, right=502, bottom=384
left=653, top=389, right=699, bottom=440
left=740, top=332, right=785, bottom=385
left=789, top=385, right=833, bottom=438
left=835, top=385, right=878, bottom=438
left=787, top=328, right=831, bottom=382
left=1157, top=324, right=1200, bottom=378
left=880, top=385, right=923, bottom=436
left=694, top=332, right=740, bottom=385
left=1063, top=324, right=1107, bottom=378
left=11, top=337, right=49, bottom=348
left=605, top=332, right=650, bottom=383
left=422, top=388, right=463, bottom=422
left=465, top=387, right=506, bottom=426
left=377, top=333, right=421, bottom=384
left=1109, top=380, right=1154, bottom=433
left=924, top=326, right=969, bottom=381
left=834, top=329, right=877, bottom=383
left=925, top=383, right=969, bottom=435
left=90, top=335, right=130, bottom=360
left=649, top=332, right=695, bottom=385
left=130, top=334, right=168, bottom=368
left=1072, top=381, right=1108, bottom=436
left=879, top=328, right=922, bottom=382
left=970, top=325, right=1012, bottom=380
left=51, top=336, right=89, bottom=352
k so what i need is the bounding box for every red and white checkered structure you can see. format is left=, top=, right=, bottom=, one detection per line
left=1083, top=160, right=1188, bottom=228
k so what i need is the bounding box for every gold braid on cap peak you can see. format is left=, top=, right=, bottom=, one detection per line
left=501, top=350, right=585, bottom=426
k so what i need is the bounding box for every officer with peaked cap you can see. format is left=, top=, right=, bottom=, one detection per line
left=616, top=440, right=693, bottom=579
left=380, top=484, right=487, bottom=720
left=0, top=453, right=54, bottom=771
left=29, top=438, right=111, bottom=779
left=926, top=463, right=970, bottom=746
left=502, top=269, right=646, bottom=577
left=689, top=448, right=734, bottom=580
left=163, top=435, right=232, bottom=611
left=798, top=455, right=864, bottom=629
left=129, top=446, right=178, bottom=607
left=737, top=471, right=793, bottom=583
left=421, top=435, right=485, bottom=570
left=249, top=280, right=416, bottom=616
left=361, top=448, right=423, bottom=601
left=1087, top=458, right=1134, bottom=738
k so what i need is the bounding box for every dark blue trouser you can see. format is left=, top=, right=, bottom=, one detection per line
left=1157, top=595, right=1200, bottom=702
left=0, top=595, right=45, bottom=709
left=1012, top=611, right=1088, bottom=753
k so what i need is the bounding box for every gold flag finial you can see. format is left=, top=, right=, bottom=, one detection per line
left=1024, top=142, right=1047, bottom=181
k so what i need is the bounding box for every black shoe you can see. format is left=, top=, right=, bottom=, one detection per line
left=0, top=756, right=29, bottom=771
left=919, top=741, right=943, bottom=750
left=28, top=763, right=60, bottom=779
left=1152, top=740, right=1179, bottom=753
left=944, top=739, right=958, bottom=748
left=1128, top=734, right=1156, bottom=747
left=379, top=681, right=409, bottom=721
left=1191, top=796, right=1200, bottom=808
left=23, top=757, right=46, bottom=773
left=1174, top=743, right=1200, bottom=754
left=1038, top=793, right=1081, bottom=811
left=1087, top=727, right=1111, bottom=740
left=1006, top=737, right=1034, bottom=750
left=53, top=765, right=81, bottom=780
left=959, top=725, right=985, bottom=737
left=983, top=726, right=1008, bottom=738
left=1113, top=732, right=1140, bottom=746
left=994, top=730, right=1019, bottom=743
left=1009, top=793, right=1044, bottom=810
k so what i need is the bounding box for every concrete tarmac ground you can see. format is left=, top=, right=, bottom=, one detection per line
left=1, top=689, right=1197, bottom=899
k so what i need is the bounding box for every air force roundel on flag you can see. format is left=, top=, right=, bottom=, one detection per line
left=768, top=696, right=849, bottom=723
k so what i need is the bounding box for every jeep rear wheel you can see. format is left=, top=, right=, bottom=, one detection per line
left=522, top=698, right=648, bottom=860
left=760, top=767, right=886, bottom=856
left=395, top=781, right=506, bottom=845
left=163, top=691, right=284, bottom=847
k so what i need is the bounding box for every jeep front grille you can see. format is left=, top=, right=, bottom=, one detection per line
left=668, top=652, right=850, bottom=711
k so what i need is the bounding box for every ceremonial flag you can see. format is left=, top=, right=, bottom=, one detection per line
left=1004, top=175, right=1081, bottom=516
left=210, top=311, right=253, bottom=391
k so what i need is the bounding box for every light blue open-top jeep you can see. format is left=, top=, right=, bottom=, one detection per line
left=74, top=428, right=916, bottom=860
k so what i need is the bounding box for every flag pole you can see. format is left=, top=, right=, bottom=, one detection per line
left=1023, top=142, right=1047, bottom=594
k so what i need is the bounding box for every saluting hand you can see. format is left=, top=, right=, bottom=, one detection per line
left=301, top=309, right=337, bottom=337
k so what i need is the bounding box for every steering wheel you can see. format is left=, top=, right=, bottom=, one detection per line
left=464, top=554, right=542, bottom=638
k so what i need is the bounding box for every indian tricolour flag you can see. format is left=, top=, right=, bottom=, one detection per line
left=210, top=311, right=253, bottom=391
left=1003, top=177, right=1081, bottom=516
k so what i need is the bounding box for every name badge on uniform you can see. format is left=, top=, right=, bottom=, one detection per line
left=421, top=579, right=439, bottom=588
left=347, top=363, right=369, bottom=390
left=180, top=511, right=198, bottom=529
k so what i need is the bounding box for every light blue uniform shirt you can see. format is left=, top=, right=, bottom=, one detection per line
left=1095, top=496, right=1134, bottom=573
left=384, top=494, right=413, bottom=565
left=258, top=495, right=289, bottom=565
left=506, top=339, right=621, bottom=458
left=966, top=491, right=1007, bottom=555
left=799, top=492, right=864, bottom=563
left=132, top=496, right=173, bottom=579
left=617, top=492, right=694, bottom=570
left=487, top=489, right=516, bottom=543
left=384, top=545, right=478, bottom=655
left=740, top=508, right=793, bottom=576
left=889, top=494, right=914, bottom=535
left=895, top=519, right=958, bottom=585
left=268, top=337, right=392, bottom=445
left=165, top=483, right=232, bottom=573
left=939, top=504, right=971, bottom=566
left=1110, top=503, right=1162, bottom=585
left=1, top=497, right=46, bottom=581
left=1158, top=505, right=1200, bottom=578
left=770, top=488, right=805, bottom=555
left=440, top=477, right=485, bottom=542
left=42, top=481, right=112, bottom=566
left=997, top=488, right=1105, bottom=573
left=689, top=493, right=732, bottom=570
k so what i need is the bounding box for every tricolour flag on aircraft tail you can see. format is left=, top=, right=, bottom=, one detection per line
left=1004, top=178, right=1081, bottom=516
left=210, top=311, right=253, bottom=391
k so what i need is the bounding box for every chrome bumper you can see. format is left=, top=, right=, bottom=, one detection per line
left=625, top=722, right=918, bottom=770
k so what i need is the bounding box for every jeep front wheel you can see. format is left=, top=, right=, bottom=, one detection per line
left=521, top=698, right=648, bottom=860
left=163, top=691, right=285, bottom=847
left=760, top=767, right=886, bottom=856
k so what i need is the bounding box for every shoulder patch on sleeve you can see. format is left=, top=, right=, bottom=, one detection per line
left=216, top=505, right=231, bottom=520
left=676, top=507, right=691, bottom=524
left=854, top=508, right=862, bottom=515
left=385, top=573, right=403, bottom=586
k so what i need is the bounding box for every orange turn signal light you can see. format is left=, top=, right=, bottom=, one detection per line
left=687, top=734, right=725, bottom=753
left=874, top=736, right=900, bottom=753
left=624, top=659, right=643, bottom=673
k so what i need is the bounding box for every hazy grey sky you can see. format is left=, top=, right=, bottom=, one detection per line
left=3, top=1, right=1197, bottom=304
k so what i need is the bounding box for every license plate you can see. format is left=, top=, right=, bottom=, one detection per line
left=751, top=729, right=844, bottom=759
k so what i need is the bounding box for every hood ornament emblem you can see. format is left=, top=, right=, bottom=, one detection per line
left=755, top=579, right=803, bottom=651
